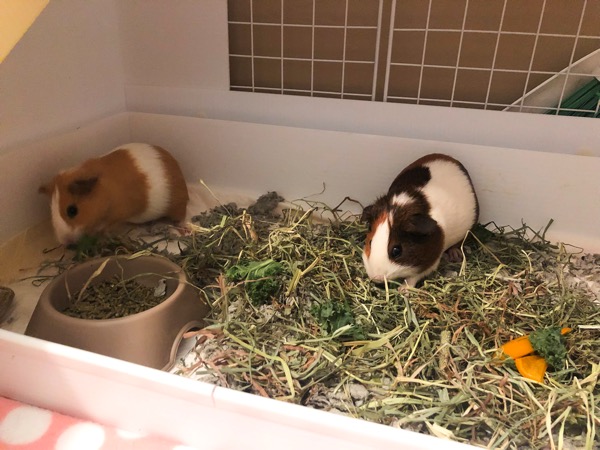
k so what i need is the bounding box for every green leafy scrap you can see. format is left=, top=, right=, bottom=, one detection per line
left=226, top=259, right=284, bottom=305
left=529, top=326, right=568, bottom=369
left=312, top=300, right=365, bottom=340
left=72, top=234, right=100, bottom=260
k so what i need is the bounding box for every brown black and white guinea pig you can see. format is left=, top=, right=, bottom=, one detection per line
left=39, top=143, right=189, bottom=245
left=361, top=153, right=479, bottom=287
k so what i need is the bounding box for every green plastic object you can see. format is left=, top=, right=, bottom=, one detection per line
left=546, top=78, right=600, bottom=117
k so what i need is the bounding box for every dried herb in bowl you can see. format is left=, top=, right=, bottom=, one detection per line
left=62, top=275, right=167, bottom=320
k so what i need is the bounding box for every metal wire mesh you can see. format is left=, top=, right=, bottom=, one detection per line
left=228, top=0, right=600, bottom=115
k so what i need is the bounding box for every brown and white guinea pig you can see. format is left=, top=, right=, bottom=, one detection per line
left=39, top=143, right=189, bottom=245
left=361, top=153, right=479, bottom=287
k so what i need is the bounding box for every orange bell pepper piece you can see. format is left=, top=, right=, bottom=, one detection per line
left=515, top=355, right=548, bottom=383
left=501, top=335, right=534, bottom=359
left=500, top=327, right=572, bottom=383
left=501, top=327, right=571, bottom=360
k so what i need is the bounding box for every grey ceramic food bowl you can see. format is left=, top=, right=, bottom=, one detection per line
left=25, top=255, right=208, bottom=370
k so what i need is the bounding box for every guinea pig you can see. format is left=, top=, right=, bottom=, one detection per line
left=39, top=143, right=189, bottom=245
left=361, top=153, right=479, bottom=287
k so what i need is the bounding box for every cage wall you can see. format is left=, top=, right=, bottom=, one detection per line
left=228, top=0, right=600, bottom=115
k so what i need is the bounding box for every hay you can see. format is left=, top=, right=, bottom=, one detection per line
left=37, top=193, right=600, bottom=449
left=62, top=275, right=167, bottom=320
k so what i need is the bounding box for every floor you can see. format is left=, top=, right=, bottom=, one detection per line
left=0, top=396, right=198, bottom=450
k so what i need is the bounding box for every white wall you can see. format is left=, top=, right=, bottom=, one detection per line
left=125, top=86, right=600, bottom=156
left=0, top=0, right=230, bottom=153
left=129, top=113, right=600, bottom=253
left=116, top=0, right=229, bottom=90
left=0, top=0, right=126, bottom=153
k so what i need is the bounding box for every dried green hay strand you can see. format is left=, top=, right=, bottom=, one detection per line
left=37, top=193, right=600, bottom=449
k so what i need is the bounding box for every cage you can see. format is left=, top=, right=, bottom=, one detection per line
left=0, top=1, right=599, bottom=449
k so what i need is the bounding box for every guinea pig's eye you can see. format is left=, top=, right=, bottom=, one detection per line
left=66, top=204, right=78, bottom=219
left=390, top=246, right=402, bottom=258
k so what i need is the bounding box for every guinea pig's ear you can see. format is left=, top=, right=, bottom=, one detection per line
left=38, top=181, right=55, bottom=195
left=406, top=213, right=438, bottom=236
left=68, top=177, right=98, bottom=196
left=361, top=204, right=375, bottom=223
left=361, top=197, right=386, bottom=225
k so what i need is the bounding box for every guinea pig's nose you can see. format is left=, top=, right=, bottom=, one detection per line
left=372, top=281, right=387, bottom=289
left=368, top=275, right=388, bottom=289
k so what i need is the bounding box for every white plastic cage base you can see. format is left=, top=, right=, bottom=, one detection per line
left=1, top=111, right=599, bottom=450
left=0, top=330, right=475, bottom=450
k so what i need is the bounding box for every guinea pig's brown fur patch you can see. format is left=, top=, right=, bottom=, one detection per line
left=389, top=200, right=445, bottom=272
left=364, top=211, right=387, bottom=258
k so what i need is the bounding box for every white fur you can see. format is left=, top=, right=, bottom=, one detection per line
left=421, top=159, right=476, bottom=249
left=51, top=189, right=83, bottom=244
left=120, top=143, right=171, bottom=223
left=362, top=218, right=418, bottom=283
left=392, top=192, right=414, bottom=207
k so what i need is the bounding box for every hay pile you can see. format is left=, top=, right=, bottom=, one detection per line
left=39, top=193, right=600, bottom=448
